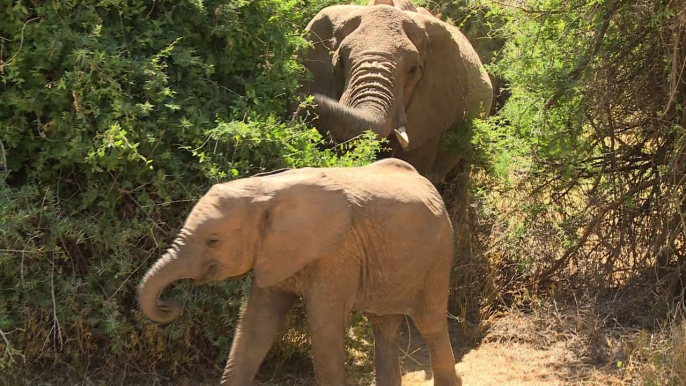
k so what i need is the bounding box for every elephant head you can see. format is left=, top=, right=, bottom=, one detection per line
left=300, top=0, right=491, bottom=158
left=137, top=170, right=351, bottom=323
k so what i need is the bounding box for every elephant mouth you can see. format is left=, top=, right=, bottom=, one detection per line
left=190, top=277, right=210, bottom=287
left=190, top=271, right=251, bottom=286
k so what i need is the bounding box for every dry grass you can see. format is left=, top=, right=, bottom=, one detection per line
left=4, top=300, right=685, bottom=385
left=619, top=313, right=686, bottom=386
left=472, top=297, right=686, bottom=386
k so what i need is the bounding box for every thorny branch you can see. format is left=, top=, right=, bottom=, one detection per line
left=512, top=0, right=686, bottom=299
left=538, top=178, right=660, bottom=283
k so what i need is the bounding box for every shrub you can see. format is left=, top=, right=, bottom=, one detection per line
left=0, top=0, right=380, bottom=378
left=474, top=0, right=686, bottom=308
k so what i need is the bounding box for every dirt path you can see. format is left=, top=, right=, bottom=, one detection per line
left=246, top=316, right=621, bottom=386
left=255, top=341, right=580, bottom=386
left=402, top=340, right=570, bottom=386
left=395, top=314, right=625, bottom=386
left=398, top=322, right=569, bottom=386
left=248, top=323, right=616, bottom=386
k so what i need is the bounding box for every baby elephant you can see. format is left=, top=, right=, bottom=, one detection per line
left=138, top=158, right=461, bottom=386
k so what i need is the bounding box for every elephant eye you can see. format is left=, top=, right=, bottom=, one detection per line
left=206, top=236, right=220, bottom=248
left=337, top=55, right=344, bottom=69
left=409, top=64, right=419, bottom=74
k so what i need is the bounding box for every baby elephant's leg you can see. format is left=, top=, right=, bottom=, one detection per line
left=368, top=314, right=404, bottom=386
left=412, top=312, right=461, bottom=386
left=411, top=260, right=461, bottom=386
left=220, top=286, right=297, bottom=385
left=306, top=296, right=352, bottom=386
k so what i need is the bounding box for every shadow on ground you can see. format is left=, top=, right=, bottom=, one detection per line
left=395, top=317, right=482, bottom=382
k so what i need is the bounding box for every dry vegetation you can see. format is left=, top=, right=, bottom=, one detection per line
left=430, top=0, right=686, bottom=383
left=1, top=0, right=686, bottom=385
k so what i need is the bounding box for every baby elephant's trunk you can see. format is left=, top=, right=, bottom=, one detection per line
left=138, top=250, right=190, bottom=324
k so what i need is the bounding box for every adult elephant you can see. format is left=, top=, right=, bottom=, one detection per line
left=299, top=0, right=492, bottom=180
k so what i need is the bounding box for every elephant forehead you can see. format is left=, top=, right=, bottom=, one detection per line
left=184, top=188, right=251, bottom=229
left=184, top=200, right=224, bottom=230
left=183, top=203, right=247, bottom=233
left=341, top=6, right=402, bottom=30
left=359, top=4, right=408, bottom=20
left=344, top=6, right=426, bottom=48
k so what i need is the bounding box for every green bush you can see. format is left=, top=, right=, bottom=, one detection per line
left=471, top=0, right=686, bottom=311
left=0, top=0, right=381, bottom=378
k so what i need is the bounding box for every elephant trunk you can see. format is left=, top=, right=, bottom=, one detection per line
left=138, top=246, right=192, bottom=324
left=313, top=57, right=409, bottom=146
left=313, top=94, right=388, bottom=141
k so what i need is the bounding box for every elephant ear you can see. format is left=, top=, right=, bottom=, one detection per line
left=301, top=5, right=364, bottom=99
left=253, top=171, right=351, bottom=288
left=403, top=16, right=473, bottom=151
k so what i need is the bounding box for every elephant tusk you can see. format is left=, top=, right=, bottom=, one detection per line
left=394, top=126, right=410, bottom=149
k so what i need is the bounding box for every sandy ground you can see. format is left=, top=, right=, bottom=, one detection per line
left=244, top=316, right=624, bottom=386
left=403, top=343, right=565, bottom=386
left=396, top=315, right=626, bottom=386
left=402, top=342, right=569, bottom=386
left=8, top=314, right=629, bottom=386
left=399, top=323, right=571, bottom=386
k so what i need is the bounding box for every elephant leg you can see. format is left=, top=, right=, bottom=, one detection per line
left=220, top=285, right=297, bottom=385
left=430, top=146, right=462, bottom=182
left=410, top=311, right=461, bottom=386
left=430, top=118, right=477, bottom=182
left=367, top=313, right=404, bottom=386
left=305, top=293, right=354, bottom=386
left=410, top=260, right=461, bottom=386
left=394, top=135, right=441, bottom=175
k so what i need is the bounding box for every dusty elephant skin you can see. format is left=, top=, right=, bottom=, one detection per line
left=137, top=158, right=461, bottom=386
left=298, top=0, right=493, bottom=180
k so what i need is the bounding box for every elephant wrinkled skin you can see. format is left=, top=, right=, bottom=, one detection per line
left=299, top=0, right=493, bottom=180
left=137, top=158, right=461, bottom=386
